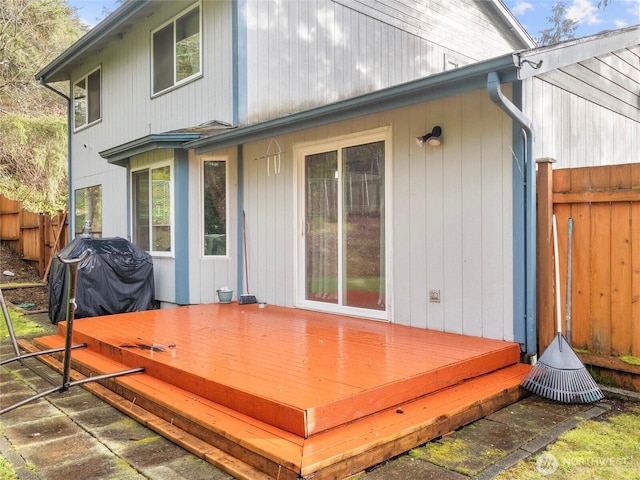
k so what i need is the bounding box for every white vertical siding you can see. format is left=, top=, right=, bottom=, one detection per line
left=71, top=0, right=234, bottom=240
left=238, top=89, right=514, bottom=341
left=188, top=148, right=238, bottom=305
left=396, top=90, right=513, bottom=339
left=460, top=91, right=484, bottom=337
left=338, top=0, right=528, bottom=56
left=527, top=77, right=640, bottom=168
left=525, top=44, right=640, bottom=168
left=407, top=103, right=429, bottom=329
left=153, top=258, right=176, bottom=304
left=70, top=168, right=128, bottom=236
left=242, top=0, right=520, bottom=124
left=66, top=0, right=521, bottom=319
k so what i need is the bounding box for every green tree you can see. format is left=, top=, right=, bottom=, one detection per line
left=537, top=0, right=611, bottom=46
left=0, top=0, right=85, bottom=212
left=0, top=114, right=68, bottom=212
left=537, top=2, right=579, bottom=45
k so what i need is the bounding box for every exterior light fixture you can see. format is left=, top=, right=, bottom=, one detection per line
left=415, top=126, right=442, bottom=147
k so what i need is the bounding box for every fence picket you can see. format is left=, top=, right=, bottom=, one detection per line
left=542, top=164, right=640, bottom=361
left=0, top=194, right=68, bottom=280
left=611, top=201, right=633, bottom=356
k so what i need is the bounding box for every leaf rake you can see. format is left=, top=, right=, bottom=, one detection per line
left=521, top=215, right=603, bottom=404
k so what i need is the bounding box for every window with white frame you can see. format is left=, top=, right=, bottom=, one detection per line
left=75, top=185, right=102, bottom=237
left=298, top=127, right=389, bottom=317
left=202, top=159, right=227, bottom=256
left=132, top=164, right=172, bottom=253
left=73, top=67, right=101, bottom=129
left=152, top=4, right=201, bottom=95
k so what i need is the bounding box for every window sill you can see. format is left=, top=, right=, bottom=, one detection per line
left=151, top=73, right=203, bottom=99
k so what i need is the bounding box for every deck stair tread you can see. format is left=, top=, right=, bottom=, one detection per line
left=52, top=304, right=521, bottom=437
left=27, top=304, right=531, bottom=479
left=32, top=333, right=529, bottom=478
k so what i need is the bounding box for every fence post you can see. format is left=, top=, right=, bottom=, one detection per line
left=536, top=158, right=556, bottom=356
left=39, top=213, right=47, bottom=277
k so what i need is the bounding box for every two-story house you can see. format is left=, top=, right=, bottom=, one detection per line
left=37, top=0, right=639, bottom=364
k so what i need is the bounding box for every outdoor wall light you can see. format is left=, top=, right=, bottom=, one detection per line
left=415, top=126, right=442, bottom=147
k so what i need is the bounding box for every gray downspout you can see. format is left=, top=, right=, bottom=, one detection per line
left=487, top=71, right=537, bottom=361
left=39, top=78, right=74, bottom=237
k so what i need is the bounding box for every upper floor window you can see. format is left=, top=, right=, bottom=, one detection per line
left=73, top=67, right=101, bottom=129
left=152, top=4, right=201, bottom=95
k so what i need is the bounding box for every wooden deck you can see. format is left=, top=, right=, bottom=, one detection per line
left=29, top=303, right=531, bottom=480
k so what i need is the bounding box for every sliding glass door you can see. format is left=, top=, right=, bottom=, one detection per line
left=300, top=133, right=387, bottom=317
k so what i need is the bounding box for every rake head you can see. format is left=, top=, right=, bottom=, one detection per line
left=521, top=334, right=604, bottom=404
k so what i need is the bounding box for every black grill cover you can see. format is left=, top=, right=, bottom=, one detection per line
left=48, top=237, right=156, bottom=324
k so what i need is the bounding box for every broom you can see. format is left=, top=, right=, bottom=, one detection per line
left=521, top=215, right=604, bottom=404
left=239, top=211, right=257, bottom=305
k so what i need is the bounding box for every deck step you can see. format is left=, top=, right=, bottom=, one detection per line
left=52, top=305, right=522, bottom=438
left=28, top=335, right=529, bottom=480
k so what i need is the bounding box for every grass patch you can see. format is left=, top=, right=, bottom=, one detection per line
left=0, top=456, right=18, bottom=480
left=0, top=307, right=46, bottom=338
left=620, top=355, right=640, bottom=367
left=497, top=405, right=640, bottom=479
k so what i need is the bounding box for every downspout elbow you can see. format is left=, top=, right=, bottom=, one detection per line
left=39, top=76, right=71, bottom=102
left=487, top=72, right=533, bottom=136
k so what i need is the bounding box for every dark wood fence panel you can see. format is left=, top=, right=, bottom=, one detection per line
left=0, top=194, right=68, bottom=281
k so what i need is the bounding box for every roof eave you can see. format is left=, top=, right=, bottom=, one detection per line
left=186, top=53, right=519, bottom=154
left=36, top=0, right=151, bottom=83
left=517, top=24, right=640, bottom=79
left=487, top=0, right=537, bottom=49
left=100, top=133, right=201, bottom=167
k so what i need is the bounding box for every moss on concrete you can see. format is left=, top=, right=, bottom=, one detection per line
left=0, top=308, right=46, bottom=338
left=497, top=405, right=640, bottom=479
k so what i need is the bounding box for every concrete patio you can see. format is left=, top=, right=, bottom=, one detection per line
left=0, top=313, right=618, bottom=479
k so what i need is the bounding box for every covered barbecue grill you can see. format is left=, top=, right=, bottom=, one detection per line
left=48, top=237, right=156, bottom=324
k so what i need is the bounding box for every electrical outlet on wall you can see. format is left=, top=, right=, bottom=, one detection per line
left=429, top=290, right=441, bottom=303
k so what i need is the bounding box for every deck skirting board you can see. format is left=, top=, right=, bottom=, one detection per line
left=24, top=305, right=530, bottom=479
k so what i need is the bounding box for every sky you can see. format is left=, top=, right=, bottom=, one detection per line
left=505, top=0, right=640, bottom=40
left=69, top=0, right=640, bottom=42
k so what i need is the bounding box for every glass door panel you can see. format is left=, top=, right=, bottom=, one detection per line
left=305, top=151, right=338, bottom=303
left=301, top=136, right=386, bottom=315
left=342, top=142, right=385, bottom=310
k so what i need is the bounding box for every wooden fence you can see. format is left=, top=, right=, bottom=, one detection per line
left=0, top=194, right=69, bottom=281
left=537, top=160, right=640, bottom=389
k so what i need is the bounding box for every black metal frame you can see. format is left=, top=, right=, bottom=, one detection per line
left=0, top=250, right=144, bottom=415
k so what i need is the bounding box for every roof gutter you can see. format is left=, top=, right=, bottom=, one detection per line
left=186, top=53, right=518, bottom=154
left=39, top=78, right=74, bottom=236
left=35, top=0, right=150, bottom=82
left=487, top=70, right=537, bottom=360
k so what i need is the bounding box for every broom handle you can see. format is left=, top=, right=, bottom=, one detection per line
left=243, top=211, right=250, bottom=294
left=553, top=215, right=562, bottom=335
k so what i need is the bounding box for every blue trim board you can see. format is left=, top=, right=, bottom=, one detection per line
left=233, top=1, right=247, bottom=296
left=236, top=145, right=244, bottom=297
left=174, top=149, right=190, bottom=304
left=511, top=82, right=526, bottom=350
left=233, top=0, right=248, bottom=126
